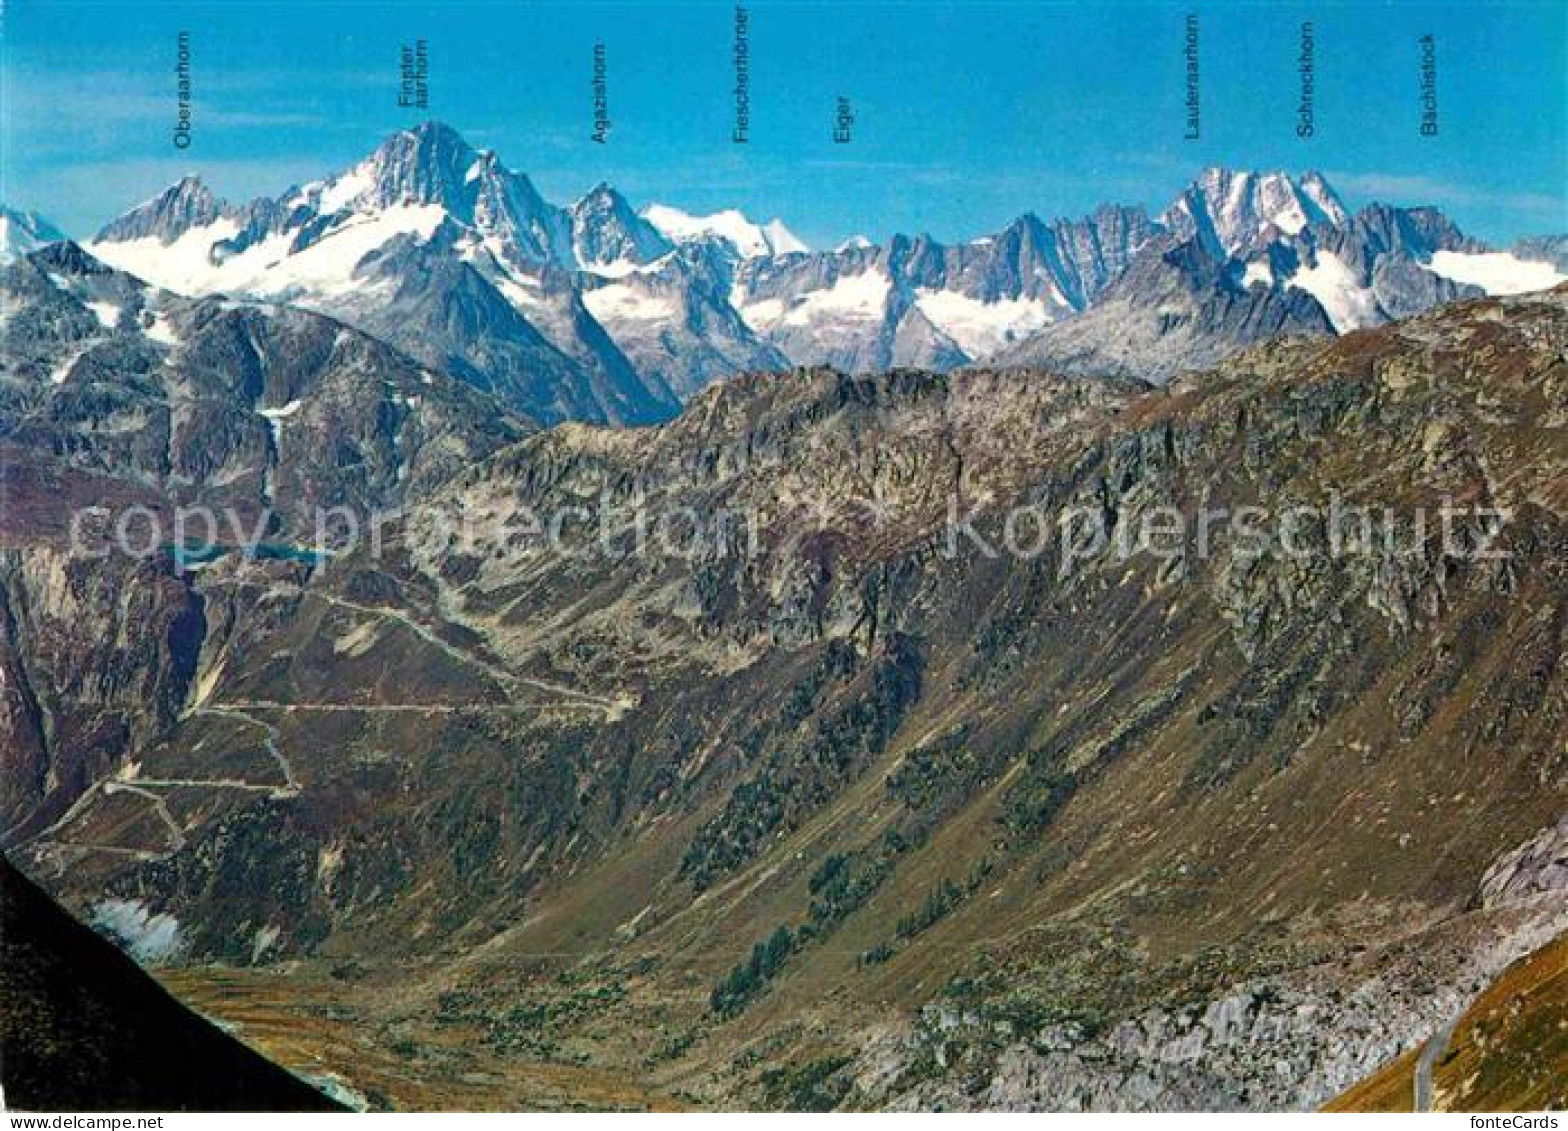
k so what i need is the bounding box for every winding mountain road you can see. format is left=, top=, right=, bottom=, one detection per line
left=1413, top=1013, right=1461, bottom=1111
left=24, top=583, right=632, bottom=865
left=192, top=704, right=301, bottom=796
left=307, top=591, right=629, bottom=718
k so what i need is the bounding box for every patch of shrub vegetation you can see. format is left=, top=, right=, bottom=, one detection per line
left=809, top=852, right=850, bottom=894
left=896, top=878, right=967, bottom=940
left=862, top=857, right=994, bottom=961
left=802, top=839, right=899, bottom=935
left=886, top=723, right=1003, bottom=816
left=860, top=941, right=895, bottom=966
left=996, top=996, right=1109, bottom=1045
left=760, top=1054, right=854, bottom=1111
left=781, top=639, right=861, bottom=726
left=1000, top=742, right=1080, bottom=836
left=647, top=1029, right=697, bottom=1064
left=435, top=978, right=629, bottom=1059
left=711, top=925, right=795, bottom=1018
left=681, top=635, right=924, bottom=889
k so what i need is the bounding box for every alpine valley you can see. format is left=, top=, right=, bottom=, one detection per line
left=1, top=121, right=1565, bottom=1111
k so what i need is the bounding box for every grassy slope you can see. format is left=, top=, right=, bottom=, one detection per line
left=1328, top=931, right=1568, bottom=1112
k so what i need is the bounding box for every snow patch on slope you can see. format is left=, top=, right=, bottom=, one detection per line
left=85, top=300, right=121, bottom=329
left=255, top=205, right=448, bottom=298
left=583, top=284, right=680, bottom=324
left=915, top=290, right=1051, bottom=358
left=1427, top=251, right=1565, bottom=296
left=1287, top=252, right=1382, bottom=332
left=91, top=205, right=447, bottom=299
left=258, top=399, right=303, bottom=420
left=313, top=164, right=374, bottom=214
left=258, top=399, right=303, bottom=447
left=586, top=254, right=670, bottom=280
left=642, top=204, right=807, bottom=258
left=50, top=348, right=87, bottom=385
left=144, top=312, right=181, bottom=346
left=489, top=270, right=550, bottom=321
left=90, top=898, right=185, bottom=964
left=89, top=219, right=241, bottom=293
left=1242, top=261, right=1274, bottom=288
left=740, top=269, right=890, bottom=332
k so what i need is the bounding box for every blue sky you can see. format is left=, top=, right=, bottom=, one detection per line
left=5, top=0, right=1565, bottom=246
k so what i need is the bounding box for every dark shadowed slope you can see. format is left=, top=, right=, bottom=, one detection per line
left=0, top=855, right=342, bottom=1112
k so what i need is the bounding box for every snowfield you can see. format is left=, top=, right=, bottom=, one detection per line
left=915, top=290, right=1053, bottom=358
left=89, top=204, right=449, bottom=300
left=1287, top=252, right=1383, bottom=332
left=583, top=283, right=681, bottom=324
left=643, top=203, right=808, bottom=259
left=1427, top=250, right=1565, bottom=296
left=90, top=898, right=185, bottom=964
left=737, top=269, right=890, bottom=334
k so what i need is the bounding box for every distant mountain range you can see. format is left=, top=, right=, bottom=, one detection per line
left=0, top=240, right=523, bottom=551
left=7, top=121, right=1564, bottom=422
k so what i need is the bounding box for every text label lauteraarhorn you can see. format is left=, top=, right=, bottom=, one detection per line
left=1183, top=13, right=1200, bottom=140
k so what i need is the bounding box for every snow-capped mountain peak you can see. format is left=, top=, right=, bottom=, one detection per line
left=96, top=176, right=227, bottom=244
left=0, top=206, right=67, bottom=264
left=281, top=121, right=572, bottom=267
left=308, top=120, right=479, bottom=214
left=759, top=218, right=809, bottom=256
left=570, top=182, right=673, bottom=274
left=1295, top=171, right=1350, bottom=227
left=641, top=203, right=808, bottom=259
left=1163, top=167, right=1350, bottom=257
left=82, top=122, right=688, bottom=425
left=85, top=123, right=563, bottom=285
left=370, top=120, right=474, bottom=196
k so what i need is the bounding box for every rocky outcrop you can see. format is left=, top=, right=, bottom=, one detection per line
left=882, top=819, right=1568, bottom=1112
left=995, top=234, right=1335, bottom=381
left=1480, top=816, right=1568, bottom=909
